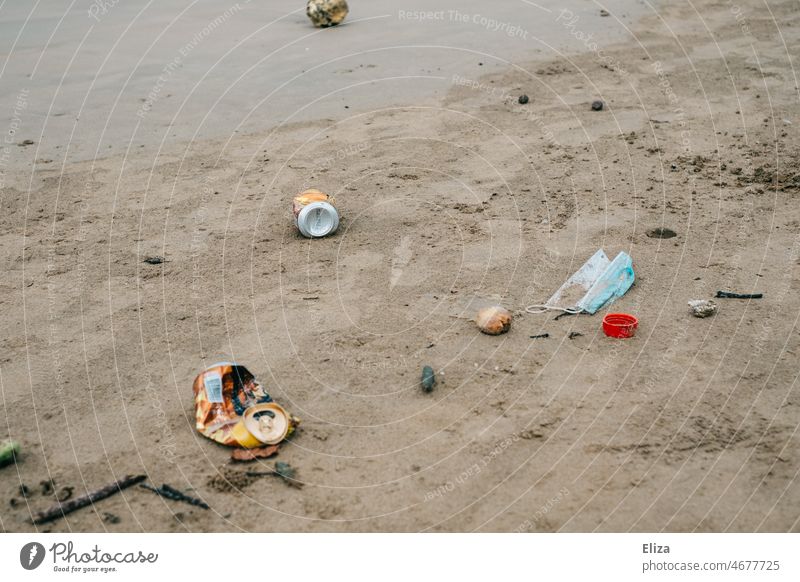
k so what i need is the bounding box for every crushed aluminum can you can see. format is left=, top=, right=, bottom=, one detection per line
left=192, top=363, right=298, bottom=448
left=293, top=188, right=339, bottom=238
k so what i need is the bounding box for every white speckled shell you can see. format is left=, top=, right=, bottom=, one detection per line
left=688, top=299, right=718, bottom=318
left=306, top=0, right=349, bottom=27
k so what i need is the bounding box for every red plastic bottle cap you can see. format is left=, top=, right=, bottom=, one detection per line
left=602, top=313, right=638, bottom=338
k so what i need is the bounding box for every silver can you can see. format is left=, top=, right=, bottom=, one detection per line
left=292, top=189, right=339, bottom=238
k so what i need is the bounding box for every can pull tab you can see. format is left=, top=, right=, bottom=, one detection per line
left=255, top=410, right=276, bottom=434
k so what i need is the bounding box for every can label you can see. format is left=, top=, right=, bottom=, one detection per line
left=203, top=372, right=224, bottom=403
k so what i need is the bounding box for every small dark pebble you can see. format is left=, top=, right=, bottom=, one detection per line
left=9, top=497, right=20, bottom=508
left=56, top=486, right=74, bottom=502
left=600, top=9, right=610, bottom=17
left=18, top=139, right=35, bottom=146
left=529, top=333, right=549, bottom=339
left=568, top=332, right=583, bottom=339
left=518, top=94, right=529, bottom=105
left=39, top=479, right=55, bottom=495
left=421, top=365, right=436, bottom=393
left=646, top=227, right=677, bottom=239
left=591, top=100, right=604, bottom=111
left=143, top=256, right=165, bottom=265
left=18, top=484, right=30, bottom=498
left=102, top=512, right=121, bottom=524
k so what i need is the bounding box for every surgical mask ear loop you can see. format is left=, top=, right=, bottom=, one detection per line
left=525, top=304, right=583, bottom=315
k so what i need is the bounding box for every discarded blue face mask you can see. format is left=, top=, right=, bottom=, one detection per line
left=526, top=249, right=634, bottom=314
left=576, top=251, right=634, bottom=314
left=527, top=249, right=610, bottom=314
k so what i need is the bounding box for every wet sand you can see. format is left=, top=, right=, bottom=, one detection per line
left=1, top=0, right=799, bottom=532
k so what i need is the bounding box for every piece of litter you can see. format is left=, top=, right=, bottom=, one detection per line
left=527, top=249, right=634, bottom=315
left=0, top=440, right=21, bottom=469
left=716, top=291, right=762, bottom=299
left=231, top=444, right=280, bottom=462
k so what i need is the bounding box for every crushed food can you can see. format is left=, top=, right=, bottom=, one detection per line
left=192, top=363, right=298, bottom=448
left=293, top=188, right=339, bottom=238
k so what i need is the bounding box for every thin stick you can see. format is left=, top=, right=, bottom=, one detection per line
left=245, top=470, right=277, bottom=477
left=32, top=474, right=146, bottom=525
left=160, top=484, right=209, bottom=508
left=554, top=311, right=577, bottom=321
left=140, top=483, right=209, bottom=510
left=246, top=463, right=303, bottom=489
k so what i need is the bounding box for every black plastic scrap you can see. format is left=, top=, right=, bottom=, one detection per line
left=716, top=291, right=763, bottom=299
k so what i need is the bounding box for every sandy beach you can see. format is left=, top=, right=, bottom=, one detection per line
left=1, top=0, right=799, bottom=532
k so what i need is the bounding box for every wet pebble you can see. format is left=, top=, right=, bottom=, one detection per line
left=421, top=366, right=436, bottom=393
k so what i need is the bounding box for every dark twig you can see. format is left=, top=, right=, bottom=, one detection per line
left=554, top=311, right=577, bottom=321
left=245, top=462, right=303, bottom=489
left=32, top=474, right=146, bottom=525
left=140, top=483, right=210, bottom=509
left=716, top=291, right=763, bottom=299
left=529, top=333, right=550, bottom=339
left=568, top=332, right=583, bottom=339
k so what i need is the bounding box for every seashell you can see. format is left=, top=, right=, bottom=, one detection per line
left=688, top=299, right=718, bottom=318
left=475, top=306, right=512, bottom=335
left=307, top=0, right=349, bottom=28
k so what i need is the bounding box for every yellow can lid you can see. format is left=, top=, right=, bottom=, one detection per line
left=243, top=403, right=291, bottom=445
